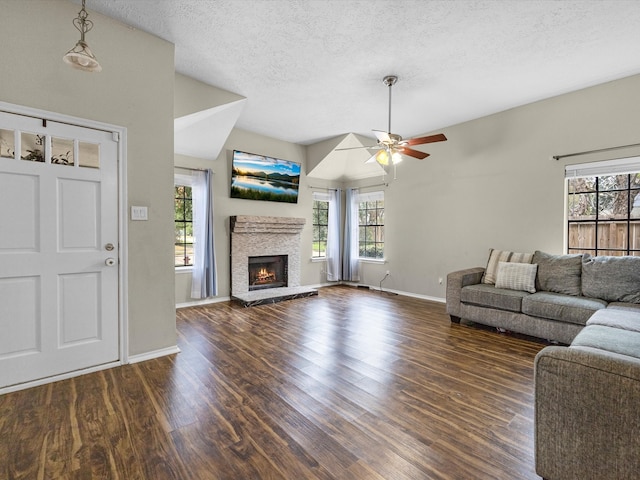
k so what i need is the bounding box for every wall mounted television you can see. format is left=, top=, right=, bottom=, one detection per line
left=230, top=150, right=301, bottom=203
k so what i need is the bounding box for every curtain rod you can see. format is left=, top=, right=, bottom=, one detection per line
left=174, top=166, right=212, bottom=172
left=308, top=182, right=389, bottom=190
left=553, top=142, right=640, bottom=161
left=359, top=182, right=389, bottom=188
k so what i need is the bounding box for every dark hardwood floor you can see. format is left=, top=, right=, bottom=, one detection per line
left=0, top=285, right=547, bottom=479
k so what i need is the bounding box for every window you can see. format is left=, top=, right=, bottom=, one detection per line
left=175, top=184, right=194, bottom=266
left=312, top=198, right=328, bottom=258
left=567, top=167, right=640, bottom=256
left=358, top=191, right=384, bottom=259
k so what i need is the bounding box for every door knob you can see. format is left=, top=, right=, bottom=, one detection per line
left=105, top=258, right=116, bottom=266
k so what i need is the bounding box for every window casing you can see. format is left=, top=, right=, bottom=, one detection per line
left=358, top=191, right=384, bottom=259
left=175, top=184, right=194, bottom=266
left=567, top=171, right=640, bottom=256
left=312, top=199, right=328, bottom=258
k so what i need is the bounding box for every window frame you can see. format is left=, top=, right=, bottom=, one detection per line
left=358, top=191, right=385, bottom=260
left=174, top=181, right=194, bottom=268
left=311, top=196, right=329, bottom=259
left=566, top=163, right=640, bottom=256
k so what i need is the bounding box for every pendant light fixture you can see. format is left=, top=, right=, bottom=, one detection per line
left=63, top=0, right=102, bottom=72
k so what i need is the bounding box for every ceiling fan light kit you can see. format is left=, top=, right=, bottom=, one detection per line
left=375, top=149, right=390, bottom=166
left=373, top=148, right=403, bottom=167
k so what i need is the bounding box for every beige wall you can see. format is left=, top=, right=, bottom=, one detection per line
left=16, top=1, right=639, bottom=357
left=358, top=74, right=640, bottom=300
left=174, top=128, right=333, bottom=305
left=1, top=0, right=177, bottom=355
left=175, top=72, right=640, bottom=304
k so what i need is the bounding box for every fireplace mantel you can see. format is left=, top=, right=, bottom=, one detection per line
left=230, top=215, right=305, bottom=235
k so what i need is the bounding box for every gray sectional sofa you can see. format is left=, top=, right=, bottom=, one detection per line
left=446, top=249, right=640, bottom=345
left=447, top=249, right=640, bottom=480
left=535, top=306, right=640, bottom=480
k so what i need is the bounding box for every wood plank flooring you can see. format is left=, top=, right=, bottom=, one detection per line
left=0, top=286, right=547, bottom=479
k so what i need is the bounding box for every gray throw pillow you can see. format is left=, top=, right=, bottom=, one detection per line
left=581, top=255, right=640, bottom=303
left=532, top=251, right=582, bottom=296
left=495, top=262, right=537, bottom=293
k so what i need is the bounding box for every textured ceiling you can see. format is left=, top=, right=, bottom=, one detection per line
left=85, top=0, right=640, bottom=151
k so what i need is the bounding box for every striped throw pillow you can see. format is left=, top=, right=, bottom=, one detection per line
left=495, top=262, right=538, bottom=293
left=482, top=248, right=534, bottom=285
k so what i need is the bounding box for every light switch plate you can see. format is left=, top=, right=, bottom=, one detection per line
left=131, top=206, right=148, bottom=221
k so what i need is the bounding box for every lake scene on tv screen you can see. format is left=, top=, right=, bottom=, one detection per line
left=231, top=151, right=301, bottom=203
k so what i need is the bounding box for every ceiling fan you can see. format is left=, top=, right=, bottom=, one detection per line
left=339, top=75, right=447, bottom=167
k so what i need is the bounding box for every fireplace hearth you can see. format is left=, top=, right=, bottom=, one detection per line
left=248, top=255, right=288, bottom=291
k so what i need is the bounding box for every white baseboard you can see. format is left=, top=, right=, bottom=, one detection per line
left=385, top=288, right=445, bottom=303
left=175, top=287, right=336, bottom=309
left=127, top=345, right=181, bottom=364
left=176, top=296, right=231, bottom=309
left=306, top=282, right=335, bottom=289
left=338, top=282, right=445, bottom=303
left=174, top=284, right=445, bottom=309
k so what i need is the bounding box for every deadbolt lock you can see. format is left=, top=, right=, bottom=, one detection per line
left=105, top=243, right=115, bottom=251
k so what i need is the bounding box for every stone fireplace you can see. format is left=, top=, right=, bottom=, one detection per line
left=230, top=215, right=317, bottom=306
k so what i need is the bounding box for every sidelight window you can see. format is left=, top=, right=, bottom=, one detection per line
left=174, top=184, right=194, bottom=266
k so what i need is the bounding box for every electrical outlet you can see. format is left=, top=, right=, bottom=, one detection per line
left=386, top=270, right=390, bottom=275
left=438, top=277, right=443, bottom=285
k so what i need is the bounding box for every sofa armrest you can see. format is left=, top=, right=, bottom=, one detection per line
left=535, top=346, right=640, bottom=480
left=445, top=267, right=485, bottom=321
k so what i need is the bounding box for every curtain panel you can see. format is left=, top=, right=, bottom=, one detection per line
left=326, top=188, right=342, bottom=281
left=190, top=169, right=217, bottom=299
left=313, top=189, right=342, bottom=281
left=343, top=188, right=360, bottom=281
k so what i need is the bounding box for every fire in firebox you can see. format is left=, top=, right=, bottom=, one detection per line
left=254, top=267, right=276, bottom=284
left=248, top=255, right=288, bottom=291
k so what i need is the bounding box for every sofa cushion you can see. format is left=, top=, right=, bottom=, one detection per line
left=586, top=308, right=640, bottom=333
left=571, top=325, right=640, bottom=360
left=482, top=248, right=534, bottom=285
left=461, top=284, right=530, bottom=313
left=532, top=251, right=582, bottom=296
left=495, top=261, right=537, bottom=293
left=522, top=292, right=607, bottom=326
left=607, top=302, right=640, bottom=312
left=582, top=255, right=640, bottom=303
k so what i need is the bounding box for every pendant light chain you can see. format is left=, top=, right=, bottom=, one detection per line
left=74, top=0, right=94, bottom=42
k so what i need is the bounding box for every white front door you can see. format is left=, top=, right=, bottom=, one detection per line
left=0, top=111, right=119, bottom=389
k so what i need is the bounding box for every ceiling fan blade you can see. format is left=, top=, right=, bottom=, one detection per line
left=398, top=147, right=430, bottom=160
left=403, top=133, right=447, bottom=146
left=373, top=130, right=391, bottom=143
